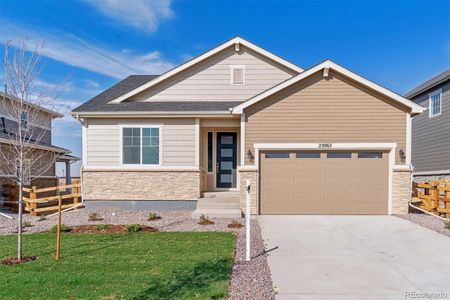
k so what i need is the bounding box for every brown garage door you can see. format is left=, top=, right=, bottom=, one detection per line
left=260, top=150, right=389, bottom=214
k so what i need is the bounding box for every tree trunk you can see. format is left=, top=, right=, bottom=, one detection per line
left=17, top=181, right=23, bottom=260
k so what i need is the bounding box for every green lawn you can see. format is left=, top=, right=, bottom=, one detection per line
left=0, top=231, right=236, bottom=300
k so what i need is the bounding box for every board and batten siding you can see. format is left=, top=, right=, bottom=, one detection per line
left=128, top=45, right=297, bottom=102
left=244, top=71, right=408, bottom=165
left=85, top=118, right=196, bottom=166
left=411, top=81, right=450, bottom=172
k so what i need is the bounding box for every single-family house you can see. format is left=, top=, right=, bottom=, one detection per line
left=72, top=37, right=425, bottom=216
left=406, top=69, right=450, bottom=181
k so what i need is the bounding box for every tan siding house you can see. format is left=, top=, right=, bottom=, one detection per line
left=72, top=37, right=424, bottom=216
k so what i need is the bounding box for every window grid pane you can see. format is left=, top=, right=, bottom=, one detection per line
left=123, top=127, right=141, bottom=164
left=430, top=92, right=441, bottom=116
left=123, top=127, right=160, bottom=165
left=142, top=127, right=159, bottom=165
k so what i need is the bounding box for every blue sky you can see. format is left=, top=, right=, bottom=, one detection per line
left=1, top=0, right=449, bottom=176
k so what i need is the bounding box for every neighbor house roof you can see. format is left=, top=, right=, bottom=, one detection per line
left=405, top=68, right=450, bottom=99
left=71, top=75, right=243, bottom=115
left=0, top=131, right=71, bottom=154
left=232, top=60, right=426, bottom=115
left=0, top=91, right=64, bottom=118
left=107, top=36, right=303, bottom=104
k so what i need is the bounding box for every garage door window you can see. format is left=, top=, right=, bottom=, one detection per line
left=327, top=152, right=352, bottom=158
left=296, top=152, right=320, bottom=158
left=358, top=152, right=383, bottom=159
left=265, top=152, right=290, bottom=158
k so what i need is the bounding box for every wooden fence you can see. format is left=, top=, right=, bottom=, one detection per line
left=22, top=182, right=82, bottom=216
left=412, top=179, right=450, bottom=219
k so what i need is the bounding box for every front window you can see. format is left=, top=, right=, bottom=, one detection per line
left=122, top=127, right=160, bottom=165
left=21, top=111, right=28, bottom=129
left=429, top=89, right=442, bottom=118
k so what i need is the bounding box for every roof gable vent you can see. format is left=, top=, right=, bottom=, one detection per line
left=230, top=65, right=245, bottom=85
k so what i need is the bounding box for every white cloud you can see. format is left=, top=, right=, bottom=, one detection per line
left=84, top=79, right=100, bottom=89
left=83, top=0, right=173, bottom=33
left=1, top=21, right=175, bottom=79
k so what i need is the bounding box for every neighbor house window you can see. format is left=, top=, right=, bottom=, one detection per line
left=122, top=126, right=160, bottom=165
left=207, top=132, right=213, bottom=172
left=21, top=111, right=28, bottom=129
left=429, top=89, right=442, bottom=118
left=230, top=65, right=245, bottom=85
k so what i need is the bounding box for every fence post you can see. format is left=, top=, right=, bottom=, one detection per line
left=56, top=188, right=62, bottom=260
left=30, top=186, right=37, bottom=215
left=245, top=179, right=251, bottom=262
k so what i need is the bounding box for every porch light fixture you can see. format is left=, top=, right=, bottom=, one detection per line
left=247, top=149, right=254, bottom=163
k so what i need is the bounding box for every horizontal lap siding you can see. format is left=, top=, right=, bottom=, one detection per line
left=86, top=118, right=196, bottom=166
left=411, top=81, right=450, bottom=172
left=245, top=71, right=407, bottom=164
left=129, top=46, right=296, bottom=102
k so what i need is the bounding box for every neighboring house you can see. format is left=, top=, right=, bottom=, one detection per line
left=72, top=36, right=424, bottom=216
left=406, top=69, right=450, bottom=181
left=0, top=92, right=79, bottom=191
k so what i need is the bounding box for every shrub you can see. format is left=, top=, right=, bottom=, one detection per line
left=37, top=215, right=47, bottom=222
left=444, top=221, right=450, bottom=229
left=126, top=224, right=142, bottom=233
left=50, top=224, right=70, bottom=233
left=88, top=212, right=103, bottom=221
left=23, top=221, right=33, bottom=228
left=198, top=214, right=214, bottom=225
left=147, top=212, right=161, bottom=221
left=95, top=224, right=109, bottom=231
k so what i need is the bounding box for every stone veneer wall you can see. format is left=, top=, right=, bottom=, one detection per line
left=82, top=170, right=201, bottom=201
left=238, top=167, right=259, bottom=214
left=392, top=170, right=411, bottom=214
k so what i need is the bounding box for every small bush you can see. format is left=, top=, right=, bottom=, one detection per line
left=37, top=215, right=47, bottom=222
left=50, top=224, right=70, bottom=233
left=126, top=224, right=142, bottom=233
left=198, top=214, right=214, bottom=225
left=95, top=224, right=109, bottom=231
left=227, top=220, right=244, bottom=229
left=147, top=212, right=161, bottom=221
left=23, top=221, right=33, bottom=228
left=444, top=221, right=450, bottom=229
left=88, top=212, right=103, bottom=221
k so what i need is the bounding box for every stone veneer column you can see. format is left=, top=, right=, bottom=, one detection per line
left=392, top=170, right=411, bottom=214
left=238, top=166, right=259, bottom=214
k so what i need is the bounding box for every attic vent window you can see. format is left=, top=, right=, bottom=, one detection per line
left=230, top=65, right=245, bottom=85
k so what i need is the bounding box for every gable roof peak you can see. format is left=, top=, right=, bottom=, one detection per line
left=108, top=36, right=303, bottom=104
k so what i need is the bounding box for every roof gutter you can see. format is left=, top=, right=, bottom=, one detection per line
left=70, top=110, right=235, bottom=118
left=0, top=137, right=71, bottom=154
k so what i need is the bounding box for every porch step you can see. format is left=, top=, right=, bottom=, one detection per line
left=192, top=208, right=242, bottom=219
left=192, top=191, right=242, bottom=219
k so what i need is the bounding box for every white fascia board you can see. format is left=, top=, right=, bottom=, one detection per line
left=108, top=37, right=303, bottom=104
left=232, top=60, right=426, bottom=114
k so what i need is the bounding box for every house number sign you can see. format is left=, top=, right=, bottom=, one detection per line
left=318, top=143, right=333, bottom=148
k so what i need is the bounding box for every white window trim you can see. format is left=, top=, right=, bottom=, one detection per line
left=230, top=65, right=246, bottom=85
left=119, top=125, right=163, bottom=167
left=428, top=89, right=442, bottom=118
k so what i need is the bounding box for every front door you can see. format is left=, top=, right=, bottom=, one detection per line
left=216, top=132, right=237, bottom=188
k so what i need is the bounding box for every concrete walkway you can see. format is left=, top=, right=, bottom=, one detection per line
left=259, top=215, right=450, bottom=299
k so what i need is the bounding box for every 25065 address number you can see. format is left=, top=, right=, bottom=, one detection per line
left=318, top=143, right=333, bottom=148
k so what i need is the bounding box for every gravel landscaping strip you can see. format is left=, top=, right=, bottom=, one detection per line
left=0, top=208, right=275, bottom=299
left=397, top=212, right=450, bottom=238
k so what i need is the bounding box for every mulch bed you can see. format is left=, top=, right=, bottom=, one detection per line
left=198, top=219, right=215, bottom=225
left=228, top=222, right=244, bottom=229
left=67, top=225, right=158, bottom=234
left=1, top=256, right=37, bottom=265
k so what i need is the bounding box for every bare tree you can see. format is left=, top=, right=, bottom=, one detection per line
left=0, top=40, right=65, bottom=260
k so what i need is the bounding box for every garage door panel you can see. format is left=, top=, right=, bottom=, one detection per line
left=260, top=150, right=389, bottom=215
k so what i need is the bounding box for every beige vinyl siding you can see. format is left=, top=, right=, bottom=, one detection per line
left=244, top=71, right=408, bottom=165
left=86, top=118, right=196, bottom=166
left=411, top=81, right=450, bottom=172
left=128, top=45, right=297, bottom=102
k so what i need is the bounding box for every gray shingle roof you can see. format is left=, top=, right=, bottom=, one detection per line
left=0, top=131, right=70, bottom=153
left=72, top=75, right=243, bottom=113
left=405, top=68, right=450, bottom=99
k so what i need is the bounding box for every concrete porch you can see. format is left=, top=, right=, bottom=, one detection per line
left=192, top=191, right=242, bottom=218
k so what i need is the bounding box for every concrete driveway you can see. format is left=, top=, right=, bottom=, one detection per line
left=259, top=215, right=450, bottom=300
